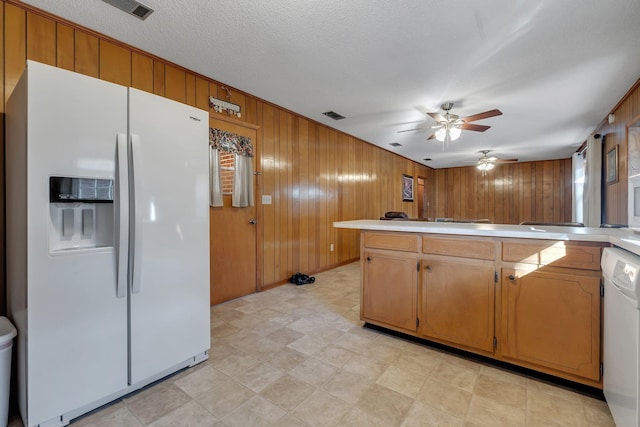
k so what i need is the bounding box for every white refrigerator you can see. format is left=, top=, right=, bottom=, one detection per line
left=6, top=60, right=211, bottom=427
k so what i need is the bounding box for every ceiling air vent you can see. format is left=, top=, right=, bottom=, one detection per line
left=322, top=111, right=346, bottom=120
left=389, top=143, right=402, bottom=147
left=102, top=0, right=154, bottom=20
left=423, top=158, right=432, bottom=161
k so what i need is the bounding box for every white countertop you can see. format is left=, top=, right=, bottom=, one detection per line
left=334, top=220, right=640, bottom=256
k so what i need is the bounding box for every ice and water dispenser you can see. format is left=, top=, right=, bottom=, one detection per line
left=49, top=176, right=114, bottom=252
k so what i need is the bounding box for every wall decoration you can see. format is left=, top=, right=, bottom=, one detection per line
left=402, top=174, right=414, bottom=201
left=606, top=145, right=619, bottom=184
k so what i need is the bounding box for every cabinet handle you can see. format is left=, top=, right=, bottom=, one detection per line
left=425, top=265, right=432, bottom=271
left=508, top=274, right=516, bottom=281
left=366, top=256, right=372, bottom=263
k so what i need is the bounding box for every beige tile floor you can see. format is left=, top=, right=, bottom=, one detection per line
left=10, top=262, right=616, bottom=426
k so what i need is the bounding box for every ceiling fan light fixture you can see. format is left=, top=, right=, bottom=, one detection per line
left=449, top=126, right=462, bottom=141
left=434, top=127, right=447, bottom=142
left=477, top=162, right=495, bottom=171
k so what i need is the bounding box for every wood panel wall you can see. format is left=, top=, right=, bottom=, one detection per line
left=429, top=159, right=573, bottom=224
left=0, top=1, right=430, bottom=305
left=597, top=80, right=640, bottom=225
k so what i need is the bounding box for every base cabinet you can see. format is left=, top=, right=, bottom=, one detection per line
left=422, top=257, right=496, bottom=353
left=362, top=250, right=418, bottom=333
left=359, top=231, right=605, bottom=388
left=500, top=266, right=601, bottom=382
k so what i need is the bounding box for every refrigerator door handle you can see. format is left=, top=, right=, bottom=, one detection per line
left=131, top=133, right=143, bottom=294
left=115, top=133, right=129, bottom=298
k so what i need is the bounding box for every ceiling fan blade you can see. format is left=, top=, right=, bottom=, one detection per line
left=427, top=133, right=437, bottom=140
left=487, top=157, right=498, bottom=162
left=495, top=158, right=519, bottom=163
left=461, top=123, right=491, bottom=132
left=427, top=112, right=445, bottom=122
left=463, top=109, right=503, bottom=123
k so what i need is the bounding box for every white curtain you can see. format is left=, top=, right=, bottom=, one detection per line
left=572, top=152, right=585, bottom=223
left=582, top=134, right=602, bottom=227
left=232, top=154, right=254, bottom=207
left=209, top=146, right=223, bottom=207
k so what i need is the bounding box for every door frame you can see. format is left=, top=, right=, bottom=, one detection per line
left=209, top=114, right=263, bottom=292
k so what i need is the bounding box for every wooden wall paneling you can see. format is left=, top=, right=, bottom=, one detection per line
left=56, top=22, right=74, bottom=71
left=98, top=40, right=131, bottom=87
left=194, top=77, right=209, bottom=110
left=298, top=118, right=310, bottom=273
left=153, top=60, right=165, bottom=96
left=131, top=52, right=153, bottom=93
left=164, top=65, right=185, bottom=103
left=185, top=73, right=195, bottom=106
left=286, top=112, right=297, bottom=274
left=5, top=3, right=26, bottom=102
left=74, top=30, right=99, bottom=77
left=328, top=129, right=338, bottom=265
left=261, top=103, right=275, bottom=283
left=26, top=11, right=55, bottom=65
left=318, top=126, right=328, bottom=268
left=309, top=123, right=320, bottom=272
left=277, top=110, right=290, bottom=278
left=270, top=107, right=282, bottom=281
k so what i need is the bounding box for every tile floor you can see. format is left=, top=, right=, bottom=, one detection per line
left=10, top=262, right=616, bottom=426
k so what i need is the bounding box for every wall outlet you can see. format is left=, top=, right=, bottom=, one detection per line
left=330, top=243, right=334, bottom=252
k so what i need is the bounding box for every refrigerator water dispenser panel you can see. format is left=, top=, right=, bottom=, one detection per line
left=50, top=176, right=114, bottom=203
left=49, top=176, right=114, bottom=253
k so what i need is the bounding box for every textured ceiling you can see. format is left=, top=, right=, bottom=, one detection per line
left=20, top=0, right=640, bottom=168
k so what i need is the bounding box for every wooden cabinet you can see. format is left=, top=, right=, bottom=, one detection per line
left=422, top=257, right=496, bottom=353
left=500, top=265, right=601, bottom=383
left=358, top=231, right=605, bottom=388
left=362, top=249, right=419, bottom=333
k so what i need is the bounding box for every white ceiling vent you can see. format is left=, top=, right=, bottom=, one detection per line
left=101, top=0, right=154, bottom=20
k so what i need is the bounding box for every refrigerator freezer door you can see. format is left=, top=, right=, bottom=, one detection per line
left=128, top=88, right=210, bottom=384
left=20, top=61, right=129, bottom=426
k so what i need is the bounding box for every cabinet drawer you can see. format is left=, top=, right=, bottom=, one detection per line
left=502, top=241, right=602, bottom=270
left=364, top=232, right=418, bottom=252
left=422, top=236, right=497, bottom=260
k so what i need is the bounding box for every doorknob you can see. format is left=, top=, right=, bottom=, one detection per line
left=249, top=219, right=257, bottom=225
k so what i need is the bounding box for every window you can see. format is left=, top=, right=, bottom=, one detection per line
left=219, top=152, right=235, bottom=195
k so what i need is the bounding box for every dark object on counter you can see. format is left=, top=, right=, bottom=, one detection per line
left=520, top=221, right=585, bottom=227
left=289, top=273, right=315, bottom=285
left=380, top=211, right=408, bottom=220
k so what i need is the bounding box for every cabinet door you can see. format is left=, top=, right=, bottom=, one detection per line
left=501, top=267, right=601, bottom=381
left=422, top=257, right=496, bottom=353
left=362, top=251, right=418, bottom=332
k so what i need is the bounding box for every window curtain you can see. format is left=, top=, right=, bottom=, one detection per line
left=582, top=134, right=602, bottom=227
left=209, top=146, right=223, bottom=207
left=209, top=128, right=254, bottom=208
left=232, top=154, right=254, bottom=207
left=571, top=151, right=585, bottom=223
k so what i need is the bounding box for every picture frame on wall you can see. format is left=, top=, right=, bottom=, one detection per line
left=606, top=145, right=618, bottom=184
left=402, top=174, right=414, bottom=201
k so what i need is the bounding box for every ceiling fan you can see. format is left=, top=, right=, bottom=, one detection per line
left=399, top=102, right=502, bottom=143
left=474, top=150, right=518, bottom=172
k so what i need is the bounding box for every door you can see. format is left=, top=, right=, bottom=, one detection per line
left=128, top=88, right=211, bottom=384
left=362, top=250, right=418, bottom=332
left=20, top=61, right=129, bottom=425
left=209, top=117, right=259, bottom=305
left=422, top=257, right=496, bottom=353
left=500, top=266, right=601, bottom=381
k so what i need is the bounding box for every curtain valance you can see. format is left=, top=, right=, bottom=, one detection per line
left=209, top=128, right=254, bottom=157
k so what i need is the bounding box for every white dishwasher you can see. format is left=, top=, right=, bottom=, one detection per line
left=602, top=247, right=640, bottom=427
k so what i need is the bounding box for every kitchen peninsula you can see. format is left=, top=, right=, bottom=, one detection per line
left=334, top=220, right=635, bottom=389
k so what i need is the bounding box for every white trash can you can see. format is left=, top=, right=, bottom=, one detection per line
left=0, top=318, right=16, bottom=427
